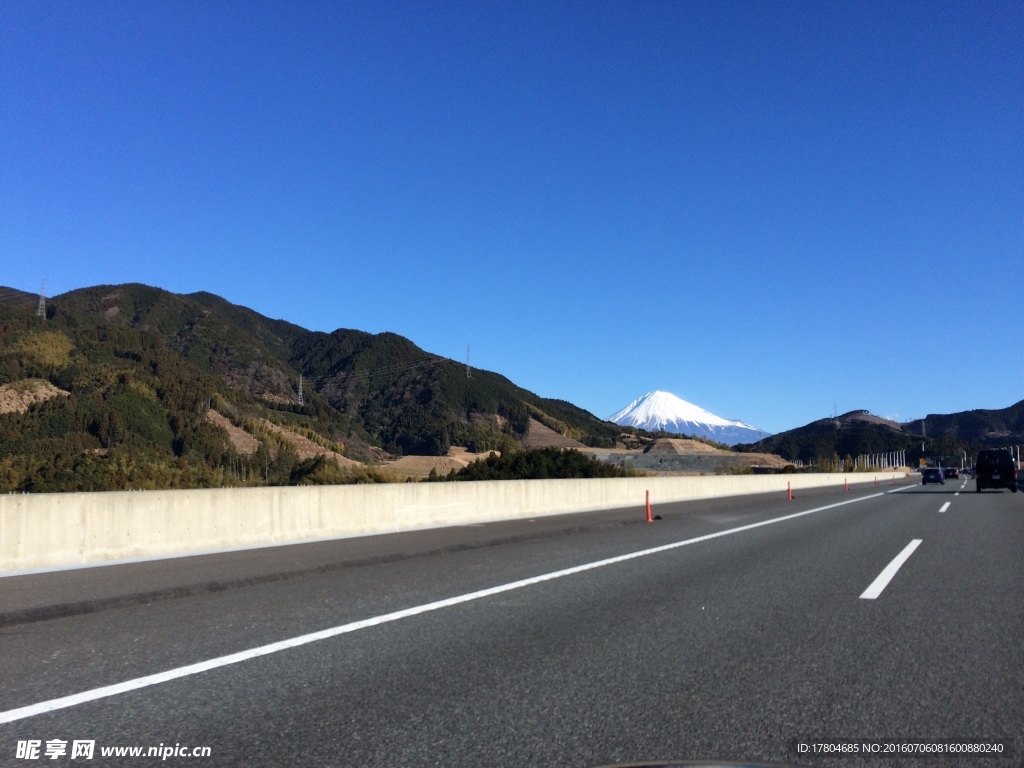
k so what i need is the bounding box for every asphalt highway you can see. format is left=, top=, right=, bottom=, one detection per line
left=1, top=475, right=1021, bottom=767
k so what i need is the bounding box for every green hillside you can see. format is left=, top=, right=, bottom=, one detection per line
left=0, top=283, right=618, bottom=492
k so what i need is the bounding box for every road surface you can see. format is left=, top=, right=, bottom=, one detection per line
left=1, top=476, right=1020, bottom=766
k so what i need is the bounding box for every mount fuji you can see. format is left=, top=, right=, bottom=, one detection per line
left=608, top=391, right=770, bottom=446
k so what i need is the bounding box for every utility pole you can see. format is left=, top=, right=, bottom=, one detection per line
left=36, top=279, right=46, bottom=319
left=466, top=343, right=472, bottom=379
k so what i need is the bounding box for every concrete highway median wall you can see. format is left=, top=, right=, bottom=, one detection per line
left=0, top=472, right=904, bottom=572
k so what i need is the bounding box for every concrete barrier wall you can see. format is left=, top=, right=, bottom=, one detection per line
left=0, top=472, right=905, bottom=572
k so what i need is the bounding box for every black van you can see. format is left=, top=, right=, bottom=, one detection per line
left=975, top=449, right=1018, bottom=492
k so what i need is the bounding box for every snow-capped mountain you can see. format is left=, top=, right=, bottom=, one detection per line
left=608, top=391, right=770, bottom=446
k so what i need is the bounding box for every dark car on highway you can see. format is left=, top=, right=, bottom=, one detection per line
left=921, top=467, right=945, bottom=485
left=944, top=467, right=960, bottom=479
left=974, top=449, right=1018, bottom=492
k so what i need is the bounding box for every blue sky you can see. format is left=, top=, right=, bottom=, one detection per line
left=2, top=1, right=1021, bottom=434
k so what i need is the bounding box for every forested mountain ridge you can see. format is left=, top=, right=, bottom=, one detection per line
left=735, top=406, right=1024, bottom=467
left=5, top=283, right=1014, bottom=491
left=0, top=283, right=618, bottom=491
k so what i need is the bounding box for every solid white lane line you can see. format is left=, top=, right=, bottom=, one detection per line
left=0, top=492, right=889, bottom=724
left=939, top=502, right=951, bottom=513
left=859, top=539, right=922, bottom=600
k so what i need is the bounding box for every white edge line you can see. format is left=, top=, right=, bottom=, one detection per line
left=0, top=492, right=888, bottom=724
left=859, top=539, right=923, bottom=600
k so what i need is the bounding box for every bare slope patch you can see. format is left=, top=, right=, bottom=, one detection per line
left=260, top=419, right=363, bottom=468
left=0, top=379, right=71, bottom=414
left=522, top=418, right=587, bottom=450
left=643, top=438, right=733, bottom=455
left=206, top=410, right=261, bottom=456
left=380, top=447, right=498, bottom=480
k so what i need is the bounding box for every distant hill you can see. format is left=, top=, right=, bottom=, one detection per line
left=905, top=403, right=1024, bottom=444
left=736, top=406, right=1024, bottom=466
left=0, top=283, right=619, bottom=492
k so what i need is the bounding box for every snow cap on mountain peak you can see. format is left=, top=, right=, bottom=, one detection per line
left=607, top=390, right=769, bottom=446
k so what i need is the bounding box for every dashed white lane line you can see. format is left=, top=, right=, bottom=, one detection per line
left=0, top=491, right=891, bottom=724
left=860, top=539, right=923, bottom=600
left=940, top=502, right=951, bottom=513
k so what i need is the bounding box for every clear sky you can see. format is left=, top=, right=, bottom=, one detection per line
left=2, top=1, right=1021, bottom=434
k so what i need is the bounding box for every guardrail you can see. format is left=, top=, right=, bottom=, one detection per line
left=1, top=472, right=906, bottom=572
